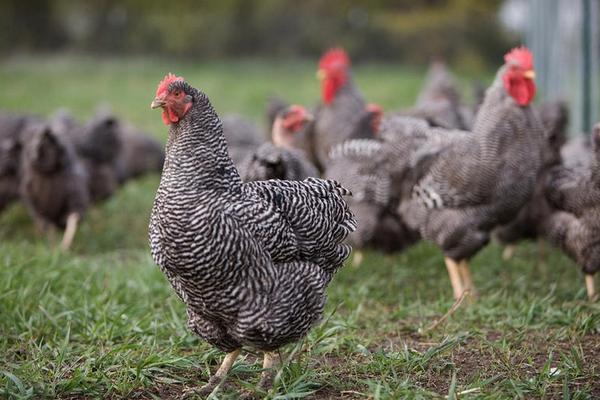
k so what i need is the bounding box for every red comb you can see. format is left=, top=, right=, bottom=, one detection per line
left=319, top=48, right=351, bottom=70
left=156, top=73, right=184, bottom=97
left=504, top=47, right=534, bottom=70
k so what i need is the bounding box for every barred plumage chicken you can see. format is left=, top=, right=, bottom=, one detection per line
left=148, top=74, right=356, bottom=396
left=399, top=61, right=474, bottom=130
left=326, top=138, right=419, bottom=256
left=495, top=101, right=569, bottom=260
left=240, top=105, right=318, bottom=182
left=396, top=47, right=544, bottom=299
left=312, top=49, right=375, bottom=169
left=544, top=124, right=600, bottom=300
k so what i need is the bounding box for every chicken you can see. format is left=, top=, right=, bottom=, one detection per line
left=312, top=48, right=375, bottom=170
left=240, top=105, right=318, bottom=182
left=561, top=134, right=594, bottom=171
left=58, top=108, right=122, bottom=203
left=114, top=124, right=164, bottom=183
left=148, top=74, right=356, bottom=396
left=19, top=122, right=89, bottom=250
left=396, top=47, right=543, bottom=299
left=265, top=95, right=289, bottom=130
left=544, top=124, right=600, bottom=300
left=0, top=111, right=33, bottom=213
left=222, top=114, right=265, bottom=169
left=495, top=101, right=569, bottom=259
left=399, top=61, right=474, bottom=130
left=325, top=138, right=419, bottom=259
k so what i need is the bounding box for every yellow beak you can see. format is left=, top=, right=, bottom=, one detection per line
left=150, top=98, right=166, bottom=109
left=524, top=70, right=536, bottom=80
left=316, top=69, right=326, bottom=81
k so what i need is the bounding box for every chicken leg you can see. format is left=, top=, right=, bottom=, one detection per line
left=502, top=244, right=516, bottom=261
left=458, top=260, right=477, bottom=297
left=352, top=250, right=364, bottom=267
left=60, top=212, right=80, bottom=251
left=257, top=352, right=277, bottom=392
left=445, top=257, right=464, bottom=300
left=585, top=274, right=596, bottom=301
left=194, top=349, right=240, bottom=397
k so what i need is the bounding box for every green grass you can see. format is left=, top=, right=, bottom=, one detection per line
left=1, top=56, right=599, bottom=399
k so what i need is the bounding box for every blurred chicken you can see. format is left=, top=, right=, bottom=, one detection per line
left=115, top=124, right=164, bottom=183
left=544, top=124, right=600, bottom=300
left=222, top=114, right=266, bottom=169
left=395, top=47, right=544, bottom=299
left=19, top=122, right=89, bottom=250
left=399, top=61, right=474, bottom=130
left=311, top=48, right=376, bottom=170
left=495, top=101, right=569, bottom=259
left=240, top=105, right=318, bottom=182
left=0, top=111, right=34, bottom=213
left=57, top=108, right=122, bottom=203
left=326, top=138, right=419, bottom=258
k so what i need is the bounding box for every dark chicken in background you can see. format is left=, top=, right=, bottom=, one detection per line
left=115, top=124, right=165, bottom=183
left=59, top=108, right=122, bottom=203
left=149, top=74, right=355, bottom=396
left=0, top=112, right=33, bottom=214
left=19, top=122, right=89, bottom=250
left=222, top=114, right=266, bottom=169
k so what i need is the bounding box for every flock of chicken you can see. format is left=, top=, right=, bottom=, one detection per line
left=2, top=45, right=598, bottom=395
left=0, top=107, right=164, bottom=249
left=216, top=48, right=598, bottom=303
left=146, top=46, right=599, bottom=396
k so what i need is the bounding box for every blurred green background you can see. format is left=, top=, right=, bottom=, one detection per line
left=0, top=0, right=514, bottom=70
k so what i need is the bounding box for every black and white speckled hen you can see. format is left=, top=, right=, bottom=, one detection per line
left=397, top=47, right=544, bottom=299
left=240, top=105, right=318, bottom=182
left=544, top=124, right=600, bottom=300
left=312, top=48, right=374, bottom=170
left=148, top=74, right=356, bottom=396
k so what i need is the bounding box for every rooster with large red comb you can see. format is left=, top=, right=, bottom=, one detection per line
left=390, top=46, right=544, bottom=299
left=311, top=48, right=377, bottom=170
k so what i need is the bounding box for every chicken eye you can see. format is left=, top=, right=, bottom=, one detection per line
left=173, top=90, right=181, bottom=96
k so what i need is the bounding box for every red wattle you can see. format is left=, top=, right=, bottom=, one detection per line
left=161, top=107, right=180, bottom=125
left=322, top=78, right=336, bottom=104
left=504, top=76, right=536, bottom=106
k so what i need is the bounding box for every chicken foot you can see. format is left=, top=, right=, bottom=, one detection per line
left=60, top=212, right=80, bottom=251
left=188, top=349, right=240, bottom=398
